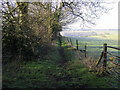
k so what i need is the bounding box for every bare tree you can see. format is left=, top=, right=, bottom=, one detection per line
left=52, top=0, right=111, bottom=28
left=2, top=0, right=112, bottom=61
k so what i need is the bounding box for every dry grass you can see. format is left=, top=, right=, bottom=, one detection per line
left=73, top=50, right=113, bottom=76
left=81, top=57, right=105, bottom=76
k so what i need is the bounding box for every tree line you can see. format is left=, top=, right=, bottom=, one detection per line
left=2, top=0, right=109, bottom=62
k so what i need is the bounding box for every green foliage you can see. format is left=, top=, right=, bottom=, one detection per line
left=62, top=42, right=75, bottom=61
left=51, top=23, right=62, bottom=40
left=3, top=60, right=113, bottom=88
left=2, top=2, right=62, bottom=62
left=2, top=1, right=116, bottom=88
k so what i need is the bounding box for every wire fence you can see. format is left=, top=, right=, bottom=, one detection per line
left=60, top=36, right=120, bottom=88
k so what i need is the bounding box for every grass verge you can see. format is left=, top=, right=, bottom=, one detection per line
left=2, top=41, right=115, bottom=88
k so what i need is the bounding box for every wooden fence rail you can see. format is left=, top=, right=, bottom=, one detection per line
left=107, top=52, right=120, bottom=58
left=62, top=37, right=120, bottom=68
left=96, top=43, right=120, bottom=69
left=107, top=46, right=120, bottom=50
left=62, top=36, right=119, bottom=88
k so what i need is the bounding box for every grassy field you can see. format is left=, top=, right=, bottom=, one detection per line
left=64, top=32, right=118, bottom=59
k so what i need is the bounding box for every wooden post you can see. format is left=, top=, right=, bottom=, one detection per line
left=76, top=40, right=78, bottom=50
left=96, top=51, right=104, bottom=67
left=67, top=37, right=69, bottom=42
left=85, top=43, right=87, bottom=57
left=70, top=38, right=73, bottom=46
left=65, top=37, right=67, bottom=42
left=103, top=43, right=107, bottom=70
left=58, top=33, right=62, bottom=47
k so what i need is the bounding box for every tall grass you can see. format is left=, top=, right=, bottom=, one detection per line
left=81, top=57, right=108, bottom=76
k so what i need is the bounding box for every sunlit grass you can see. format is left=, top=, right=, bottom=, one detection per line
left=89, top=34, right=118, bottom=40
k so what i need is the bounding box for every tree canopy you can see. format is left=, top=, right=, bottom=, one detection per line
left=2, top=0, right=110, bottom=61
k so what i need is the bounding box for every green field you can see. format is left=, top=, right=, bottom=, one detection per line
left=63, top=33, right=119, bottom=60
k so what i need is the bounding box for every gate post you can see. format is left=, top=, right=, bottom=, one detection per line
left=76, top=40, right=78, bottom=50
left=70, top=38, right=73, bottom=46
left=103, top=43, right=107, bottom=71
left=85, top=43, right=87, bottom=57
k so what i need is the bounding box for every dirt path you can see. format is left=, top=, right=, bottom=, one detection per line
left=58, top=46, right=67, bottom=64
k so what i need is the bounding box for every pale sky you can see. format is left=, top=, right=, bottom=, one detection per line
left=65, top=1, right=119, bottom=30
left=94, top=1, right=118, bottom=29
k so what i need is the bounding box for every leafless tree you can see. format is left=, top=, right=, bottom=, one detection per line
left=52, top=0, right=111, bottom=28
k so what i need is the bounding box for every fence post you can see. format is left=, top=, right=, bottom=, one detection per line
left=85, top=43, right=87, bottom=57
left=58, top=33, right=62, bottom=47
left=103, top=43, right=107, bottom=70
left=70, top=38, right=73, bottom=46
left=67, top=37, right=69, bottom=42
left=76, top=40, right=78, bottom=50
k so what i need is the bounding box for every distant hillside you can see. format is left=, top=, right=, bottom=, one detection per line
left=60, top=29, right=118, bottom=40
